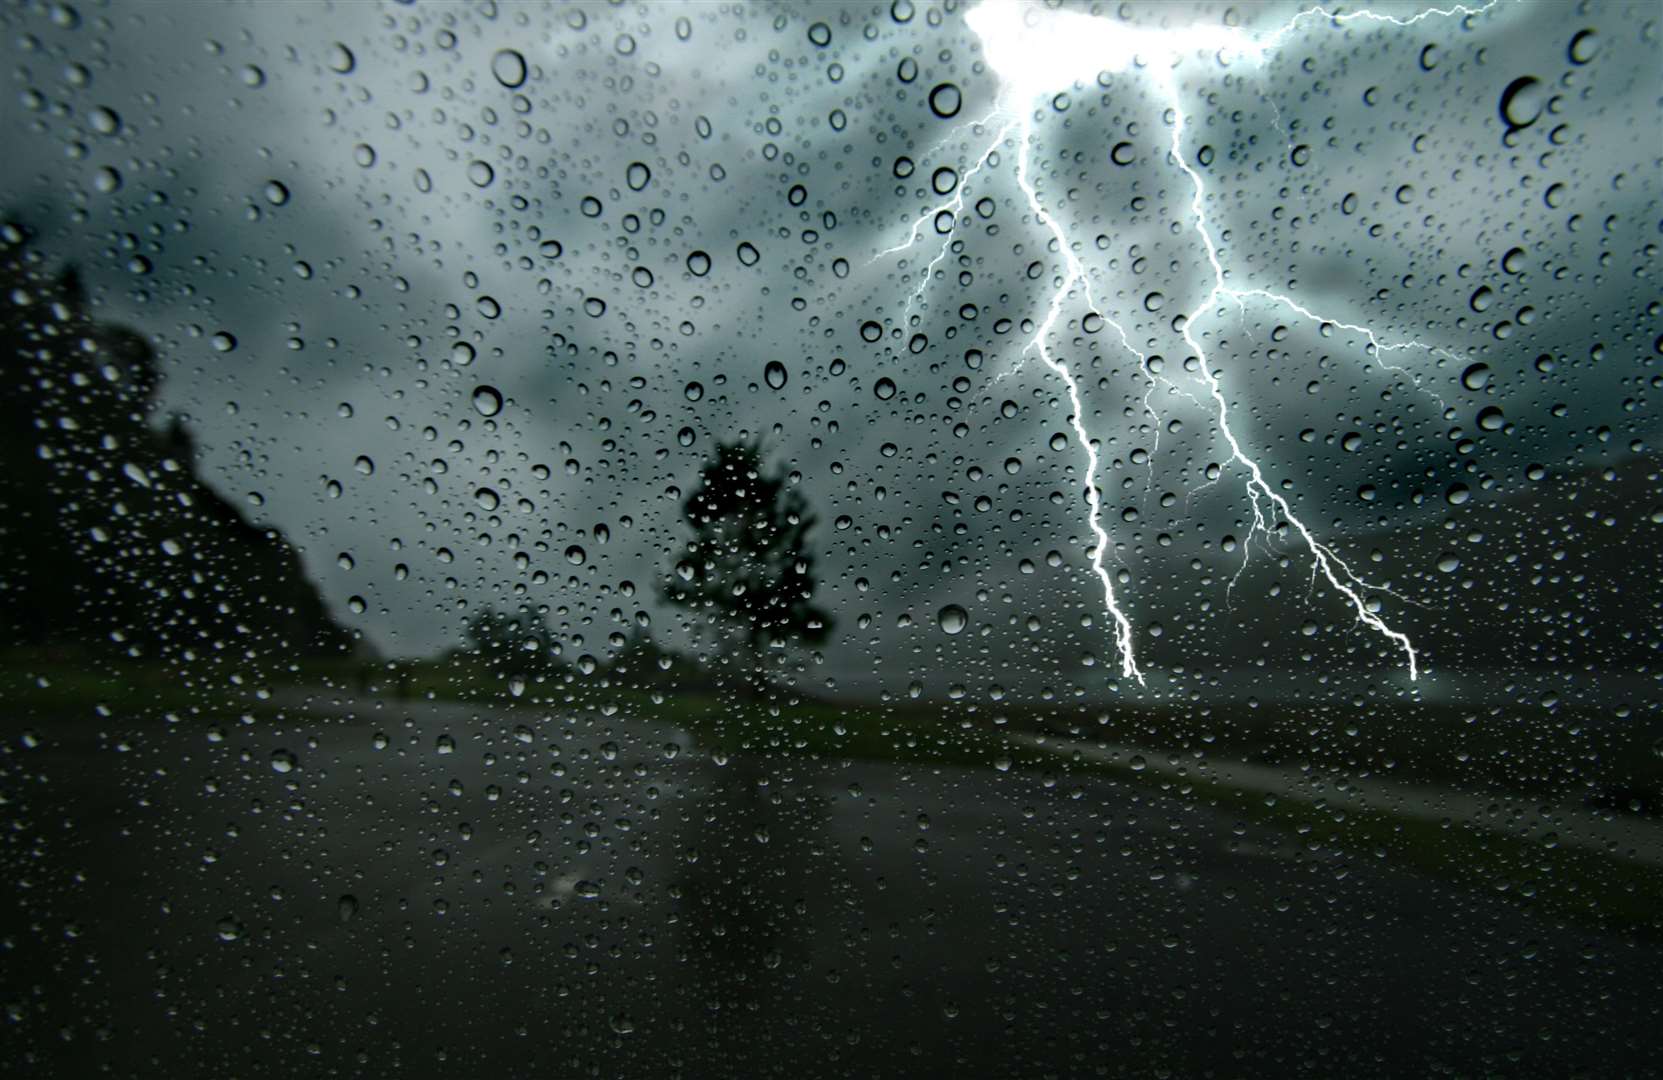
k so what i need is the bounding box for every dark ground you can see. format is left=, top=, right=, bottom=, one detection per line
left=3, top=693, right=1660, bottom=1080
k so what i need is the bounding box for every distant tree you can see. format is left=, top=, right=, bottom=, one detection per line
left=662, top=439, right=832, bottom=692
left=462, top=606, right=559, bottom=670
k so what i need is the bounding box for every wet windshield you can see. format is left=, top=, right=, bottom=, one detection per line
left=2, top=2, right=1659, bottom=1076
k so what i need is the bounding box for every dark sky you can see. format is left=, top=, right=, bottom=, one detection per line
left=3, top=0, right=1657, bottom=701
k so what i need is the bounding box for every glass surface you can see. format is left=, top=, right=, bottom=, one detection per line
left=2, top=1, right=1659, bottom=1076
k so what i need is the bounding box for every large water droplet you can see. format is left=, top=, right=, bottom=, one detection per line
left=937, top=604, right=968, bottom=635
left=928, top=82, right=962, bottom=118
left=1498, top=76, right=1544, bottom=130
left=491, top=48, right=528, bottom=88
left=328, top=42, right=356, bottom=74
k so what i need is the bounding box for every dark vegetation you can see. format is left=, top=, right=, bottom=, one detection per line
left=0, top=222, right=352, bottom=673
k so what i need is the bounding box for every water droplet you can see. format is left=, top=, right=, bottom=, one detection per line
left=328, top=42, right=356, bottom=74
left=1568, top=29, right=1600, bottom=65
left=475, top=487, right=499, bottom=511
left=1498, top=76, right=1544, bottom=130
left=874, top=377, right=896, bottom=400
left=565, top=545, right=587, bottom=565
left=807, top=21, right=832, bottom=47
left=686, top=250, right=711, bottom=276
left=1476, top=406, right=1506, bottom=432
left=626, top=161, right=651, bottom=191
left=491, top=48, right=528, bottom=88
left=467, top=160, right=494, bottom=188
left=211, top=331, right=237, bottom=353
left=937, top=604, right=968, bottom=635
left=451, top=342, right=476, bottom=366
left=736, top=241, right=760, bottom=266
left=337, top=895, right=359, bottom=923
left=472, top=385, right=503, bottom=416
left=684, top=381, right=704, bottom=402
left=764, top=361, right=787, bottom=390
left=270, top=749, right=298, bottom=773
left=928, top=82, right=962, bottom=118
left=1461, top=363, right=1491, bottom=391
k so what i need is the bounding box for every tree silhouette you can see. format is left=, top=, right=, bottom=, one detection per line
left=0, top=221, right=351, bottom=665
left=662, top=439, right=831, bottom=691
left=461, top=606, right=562, bottom=673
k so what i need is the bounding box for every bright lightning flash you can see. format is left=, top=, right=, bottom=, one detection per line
left=874, top=0, right=1502, bottom=684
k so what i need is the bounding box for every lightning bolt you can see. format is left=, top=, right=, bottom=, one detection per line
left=871, top=109, right=1021, bottom=319
left=873, top=0, right=1503, bottom=684
left=1012, top=105, right=1146, bottom=682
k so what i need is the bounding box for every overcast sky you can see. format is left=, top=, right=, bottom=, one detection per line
left=4, top=0, right=1657, bottom=702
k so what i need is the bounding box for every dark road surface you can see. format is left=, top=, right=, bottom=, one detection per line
left=3, top=695, right=1659, bottom=1078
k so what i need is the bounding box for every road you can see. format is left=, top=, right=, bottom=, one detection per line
left=3, top=692, right=1660, bottom=1078
left=1013, top=731, right=1663, bottom=866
